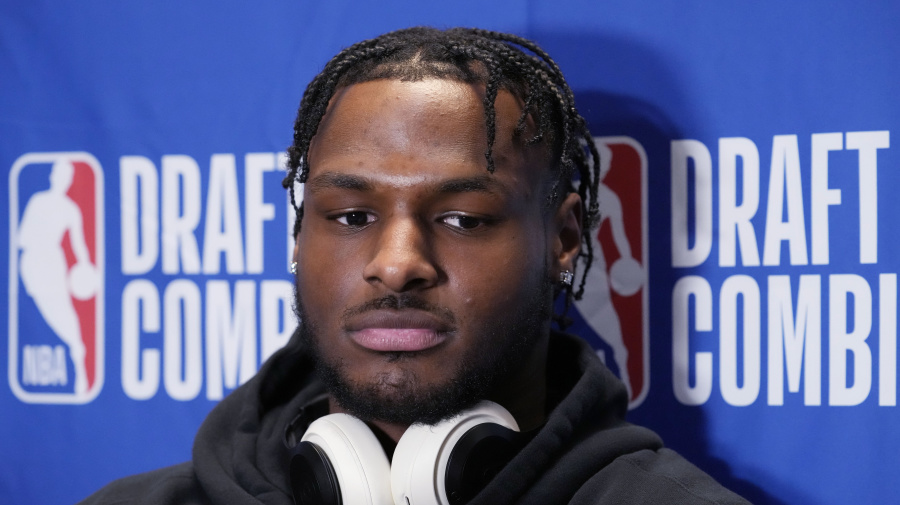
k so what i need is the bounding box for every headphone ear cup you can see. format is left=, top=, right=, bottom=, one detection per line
left=442, top=421, right=521, bottom=505
left=390, top=401, right=519, bottom=505
left=295, top=414, right=393, bottom=505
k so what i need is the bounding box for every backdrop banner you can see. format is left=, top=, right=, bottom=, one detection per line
left=2, top=2, right=897, bottom=504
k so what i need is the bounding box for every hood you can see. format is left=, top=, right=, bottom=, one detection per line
left=192, top=331, right=322, bottom=505
left=189, top=330, right=654, bottom=505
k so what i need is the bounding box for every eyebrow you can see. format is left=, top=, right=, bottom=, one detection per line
left=436, top=175, right=501, bottom=195
left=307, top=172, right=374, bottom=193
left=307, top=172, right=503, bottom=195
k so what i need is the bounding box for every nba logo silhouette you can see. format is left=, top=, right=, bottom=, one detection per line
left=573, top=137, right=648, bottom=409
left=8, top=152, right=105, bottom=404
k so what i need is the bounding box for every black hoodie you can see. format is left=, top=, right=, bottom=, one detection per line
left=79, top=332, right=750, bottom=505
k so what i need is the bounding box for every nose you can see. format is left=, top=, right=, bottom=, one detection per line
left=363, top=215, right=439, bottom=293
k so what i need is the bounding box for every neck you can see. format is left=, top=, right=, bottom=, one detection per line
left=488, top=334, right=549, bottom=433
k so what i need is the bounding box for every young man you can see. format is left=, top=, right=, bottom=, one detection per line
left=81, top=27, right=749, bottom=505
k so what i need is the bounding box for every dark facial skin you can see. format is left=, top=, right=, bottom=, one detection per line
left=293, top=78, right=582, bottom=442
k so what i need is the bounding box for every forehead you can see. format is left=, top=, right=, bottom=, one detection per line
left=306, top=78, right=549, bottom=192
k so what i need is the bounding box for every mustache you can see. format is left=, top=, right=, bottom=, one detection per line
left=341, top=294, right=457, bottom=325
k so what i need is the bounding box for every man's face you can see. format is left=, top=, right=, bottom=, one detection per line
left=294, top=78, right=578, bottom=425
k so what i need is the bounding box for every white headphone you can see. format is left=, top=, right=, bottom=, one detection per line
left=289, top=400, right=520, bottom=505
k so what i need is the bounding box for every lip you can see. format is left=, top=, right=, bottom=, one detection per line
left=345, top=310, right=453, bottom=352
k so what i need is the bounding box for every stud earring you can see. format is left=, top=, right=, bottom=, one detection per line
left=290, top=261, right=297, bottom=274
left=559, top=270, right=573, bottom=286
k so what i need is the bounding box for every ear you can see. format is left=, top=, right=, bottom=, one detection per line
left=551, top=192, right=583, bottom=276
left=291, top=204, right=306, bottom=265
left=292, top=230, right=301, bottom=264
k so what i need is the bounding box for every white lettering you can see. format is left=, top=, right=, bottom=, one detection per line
left=21, top=345, right=67, bottom=386
left=162, top=155, right=202, bottom=274
left=163, top=280, right=203, bottom=400
left=763, top=135, right=808, bottom=266
left=718, top=138, right=760, bottom=267
left=205, top=280, right=257, bottom=400
left=121, top=280, right=161, bottom=400
left=767, top=275, right=821, bottom=405
left=880, top=274, right=897, bottom=406
left=120, top=156, right=159, bottom=274
left=260, top=280, right=296, bottom=363
left=810, top=133, right=843, bottom=265
left=719, top=275, right=761, bottom=406
left=202, top=154, right=245, bottom=274
left=672, top=276, right=713, bottom=405
left=829, top=274, right=872, bottom=406
left=846, top=130, right=889, bottom=264
left=671, top=140, right=713, bottom=267
left=245, top=153, right=277, bottom=274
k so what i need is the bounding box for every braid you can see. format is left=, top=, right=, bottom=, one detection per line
left=283, top=27, right=602, bottom=326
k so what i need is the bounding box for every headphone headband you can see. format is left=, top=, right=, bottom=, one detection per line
left=292, top=401, right=520, bottom=505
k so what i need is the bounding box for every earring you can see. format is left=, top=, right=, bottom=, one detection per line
left=559, top=270, right=573, bottom=286
left=290, top=261, right=297, bottom=274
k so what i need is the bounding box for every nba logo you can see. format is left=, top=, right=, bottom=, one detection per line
left=573, top=137, right=649, bottom=409
left=8, top=152, right=105, bottom=404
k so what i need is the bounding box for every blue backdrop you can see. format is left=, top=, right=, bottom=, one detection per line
left=2, top=2, right=898, bottom=504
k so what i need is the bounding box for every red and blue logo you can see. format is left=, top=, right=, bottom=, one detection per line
left=573, top=137, right=649, bottom=408
left=8, top=152, right=105, bottom=404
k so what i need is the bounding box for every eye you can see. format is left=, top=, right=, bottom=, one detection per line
left=334, top=211, right=376, bottom=227
left=441, top=213, right=485, bottom=230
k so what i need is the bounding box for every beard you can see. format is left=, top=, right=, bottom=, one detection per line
left=293, top=272, right=552, bottom=426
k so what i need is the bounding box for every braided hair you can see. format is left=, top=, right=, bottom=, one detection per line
left=282, top=26, right=601, bottom=323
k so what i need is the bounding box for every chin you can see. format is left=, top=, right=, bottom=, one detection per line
left=325, top=361, right=480, bottom=426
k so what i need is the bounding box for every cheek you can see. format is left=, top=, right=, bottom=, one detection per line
left=296, top=233, right=358, bottom=311
left=446, top=234, right=546, bottom=312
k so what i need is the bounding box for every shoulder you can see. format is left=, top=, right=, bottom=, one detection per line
left=77, top=462, right=210, bottom=505
left=572, top=448, right=752, bottom=505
